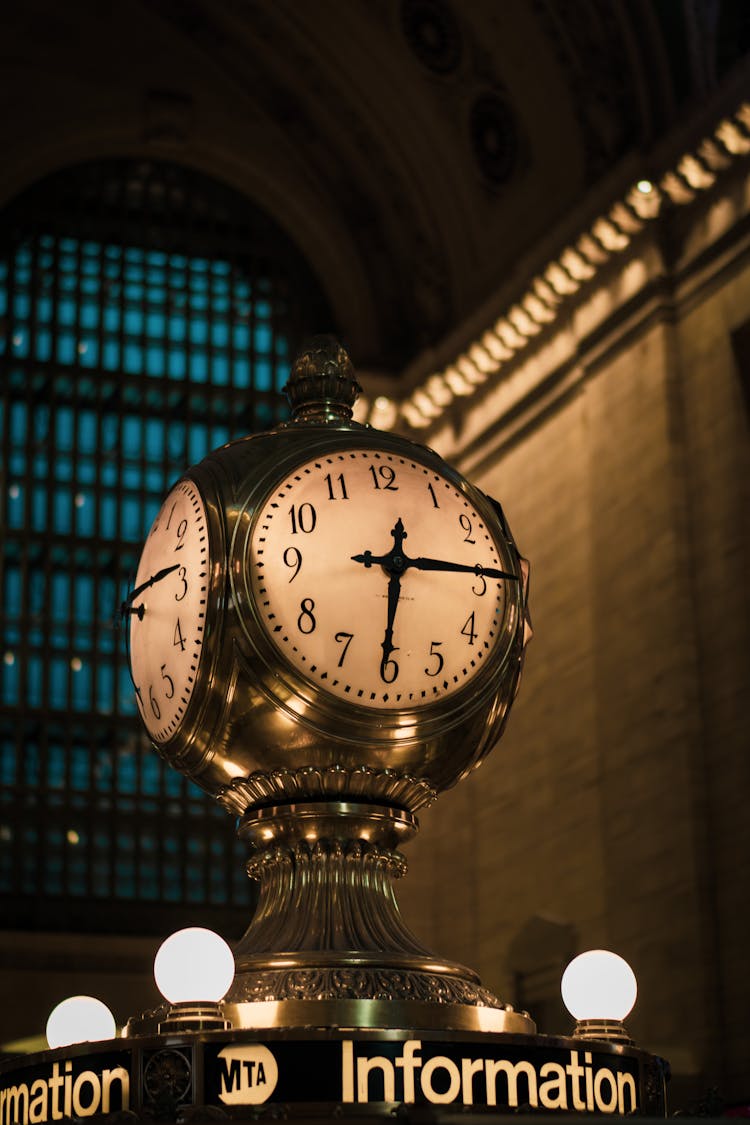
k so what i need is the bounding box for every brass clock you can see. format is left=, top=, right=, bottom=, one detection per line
left=123, top=338, right=530, bottom=810
left=122, top=337, right=532, bottom=1026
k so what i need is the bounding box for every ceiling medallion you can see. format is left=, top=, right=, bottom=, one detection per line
left=400, top=0, right=462, bottom=75
left=470, top=91, right=519, bottom=186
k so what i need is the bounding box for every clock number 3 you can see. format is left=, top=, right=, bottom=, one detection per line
left=175, top=566, right=188, bottom=601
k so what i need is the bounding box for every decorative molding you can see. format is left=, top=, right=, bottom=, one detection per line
left=217, top=765, right=437, bottom=814
left=228, top=965, right=504, bottom=1007
left=387, top=100, right=750, bottom=432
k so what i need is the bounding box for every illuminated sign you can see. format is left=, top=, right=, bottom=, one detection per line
left=1, top=1033, right=665, bottom=1121
left=0, top=1055, right=129, bottom=1125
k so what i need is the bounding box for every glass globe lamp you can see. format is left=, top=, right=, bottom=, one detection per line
left=561, top=949, right=637, bottom=1044
left=46, top=996, right=116, bottom=1049
left=150, top=927, right=235, bottom=1033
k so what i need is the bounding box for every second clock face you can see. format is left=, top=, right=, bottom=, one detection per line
left=129, top=479, right=209, bottom=742
left=248, top=449, right=517, bottom=711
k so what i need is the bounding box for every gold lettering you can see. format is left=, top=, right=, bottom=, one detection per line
left=101, top=1067, right=130, bottom=1113
left=539, top=1061, right=568, bottom=1110
left=617, top=1071, right=637, bottom=1114
left=73, top=1072, right=101, bottom=1117
left=460, top=1057, right=484, bottom=1105
left=485, top=1059, right=538, bottom=1108
left=28, top=1081, right=48, bottom=1124
left=356, top=1057, right=394, bottom=1103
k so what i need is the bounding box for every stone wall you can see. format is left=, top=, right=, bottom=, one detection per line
left=400, top=170, right=750, bottom=1107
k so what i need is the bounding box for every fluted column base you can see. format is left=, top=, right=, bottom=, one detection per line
left=226, top=801, right=533, bottom=1032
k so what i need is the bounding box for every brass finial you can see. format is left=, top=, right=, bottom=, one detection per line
left=283, top=335, right=362, bottom=423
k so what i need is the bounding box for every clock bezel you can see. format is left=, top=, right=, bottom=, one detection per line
left=230, top=431, right=524, bottom=748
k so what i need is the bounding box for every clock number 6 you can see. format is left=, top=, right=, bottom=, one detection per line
left=297, top=598, right=316, bottom=634
left=148, top=683, right=161, bottom=720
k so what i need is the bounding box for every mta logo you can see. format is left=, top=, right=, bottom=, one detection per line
left=217, top=1046, right=278, bottom=1105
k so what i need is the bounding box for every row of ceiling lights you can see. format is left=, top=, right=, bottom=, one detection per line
left=391, top=101, right=750, bottom=430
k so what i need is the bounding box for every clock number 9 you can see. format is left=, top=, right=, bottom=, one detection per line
left=472, top=570, right=487, bottom=597
left=283, top=547, right=302, bottom=581
left=297, top=598, right=316, bottom=634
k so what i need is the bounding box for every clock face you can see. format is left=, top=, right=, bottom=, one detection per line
left=129, top=479, right=209, bottom=742
left=248, top=449, right=517, bottom=711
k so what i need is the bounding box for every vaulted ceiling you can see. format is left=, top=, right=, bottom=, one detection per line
left=1, top=0, right=748, bottom=375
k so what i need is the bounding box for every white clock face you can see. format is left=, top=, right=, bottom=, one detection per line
left=249, top=449, right=517, bottom=711
left=129, top=480, right=209, bottom=742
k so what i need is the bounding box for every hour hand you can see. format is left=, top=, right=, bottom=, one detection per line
left=410, top=556, right=518, bottom=581
left=380, top=572, right=401, bottom=680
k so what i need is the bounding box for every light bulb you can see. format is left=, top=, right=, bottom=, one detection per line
left=46, top=996, right=116, bottom=1049
left=154, top=927, right=235, bottom=1004
left=561, top=949, right=637, bottom=1022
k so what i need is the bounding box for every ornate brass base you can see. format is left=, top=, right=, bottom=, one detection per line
left=227, top=800, right=534, bottom=1034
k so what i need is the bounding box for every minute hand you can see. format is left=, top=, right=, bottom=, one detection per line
left=409, top=556, right=518, bottom=581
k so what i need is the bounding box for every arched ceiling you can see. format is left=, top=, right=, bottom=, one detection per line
left=0, top=0, right=747, bottom=375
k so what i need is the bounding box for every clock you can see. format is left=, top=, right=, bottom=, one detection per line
left=122, top=337, right=530, bottom=807
left=121, top=338, right=532, bottom=1026
left=247, top=448, right=518, bottom=711
left=127, top=478, right=210, bottom=743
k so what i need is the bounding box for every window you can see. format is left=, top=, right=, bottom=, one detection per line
left=0, top=159, right=333, bottom=933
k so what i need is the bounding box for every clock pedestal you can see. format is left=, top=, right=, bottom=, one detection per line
left=222, top=798, right=534, bottom=1034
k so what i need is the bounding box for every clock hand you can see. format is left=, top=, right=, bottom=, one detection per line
left=380, top=571, right=401, bottom=677
left=379, top=519, right=408, bottom=681
left=352, top=541, right=517, bottom=582
left=408, top=557, right=519, bottom=581
left=352, top=519, right=408, bottom=679
left=119, top=563, right=180, bottom=619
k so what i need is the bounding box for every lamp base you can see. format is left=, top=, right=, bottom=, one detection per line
left=573, top=1017, right=634, bottom=1044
